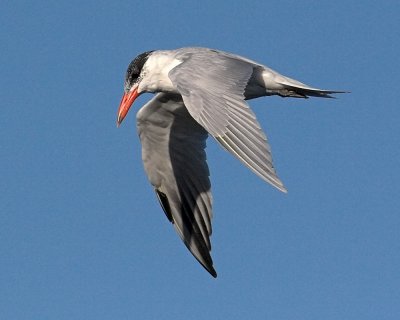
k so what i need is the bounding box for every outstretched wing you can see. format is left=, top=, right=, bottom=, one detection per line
left=136, top=92, right=216, bottom=277
left=169, top=48, right=286, bottom=192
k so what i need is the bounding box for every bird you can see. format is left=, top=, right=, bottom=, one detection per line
left=117, top=47, right=345, bottom=277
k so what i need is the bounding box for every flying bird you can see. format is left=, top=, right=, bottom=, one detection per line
left=117, top=47, right=344, bottom=277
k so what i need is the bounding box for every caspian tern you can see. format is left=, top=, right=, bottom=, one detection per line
left=117, top=47, right=345, bottom=277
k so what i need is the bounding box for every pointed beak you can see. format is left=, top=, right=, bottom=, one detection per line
left=117, top=86, right=139, bottom=127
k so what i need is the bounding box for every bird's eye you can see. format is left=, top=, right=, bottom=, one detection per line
left=124, top=65, right=140, bottom=91
left=126, top=65, right=138, bottom=81
left=124, top=50, right=153, bottom=91
left=128, top=72, right=139, bottom=83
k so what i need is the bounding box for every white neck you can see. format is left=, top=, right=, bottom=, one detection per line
left=138, top=50, right=182, bottom=94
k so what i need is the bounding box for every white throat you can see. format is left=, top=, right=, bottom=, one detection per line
left=138, top=51, right=182, bottom=94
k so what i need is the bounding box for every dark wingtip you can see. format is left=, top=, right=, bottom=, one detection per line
left=155, top=189, right=173, bottom=222
left=196, top=254, right=217, bottom=278
left=208, top=267, right=218, bottom=278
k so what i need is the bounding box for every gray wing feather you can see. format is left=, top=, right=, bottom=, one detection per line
left=169, top=49, right=252, bottom=136
left=169, top=49, right=286, bottom=192
left=136, top=93, right=216, bottom=277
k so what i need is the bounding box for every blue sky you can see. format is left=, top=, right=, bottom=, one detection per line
left=1, top=1, right=399, bottom=319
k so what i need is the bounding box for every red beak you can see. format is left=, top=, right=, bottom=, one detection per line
left=117, top=87, right=139, bottom=126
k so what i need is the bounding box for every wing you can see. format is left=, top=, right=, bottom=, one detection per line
left=169, top=49, right=287, bottom=192
left=136, top=92, right=216, bottom=277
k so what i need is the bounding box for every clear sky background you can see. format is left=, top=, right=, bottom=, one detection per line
left=1, top=1, right=399, bottom=319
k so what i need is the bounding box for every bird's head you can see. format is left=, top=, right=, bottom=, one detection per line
left=117, top=50, right=154, bottom=126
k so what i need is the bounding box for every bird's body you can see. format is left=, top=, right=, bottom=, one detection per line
left=117, top=47, right=345, bottom=277
left=133, top=47, right=336, bottom=100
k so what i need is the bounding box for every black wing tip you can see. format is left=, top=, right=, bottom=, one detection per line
left=191, top=246, right=218, bottom=277
left=155, top=189, right=173, bottom=222
left=207, top=266, right=218, bottom=278
left=194, top=253, right=217, bottom=278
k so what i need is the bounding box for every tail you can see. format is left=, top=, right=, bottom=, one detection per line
left=276, top=85, right=348, bottom=99
left=261, top=68, right=348, bottom=99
